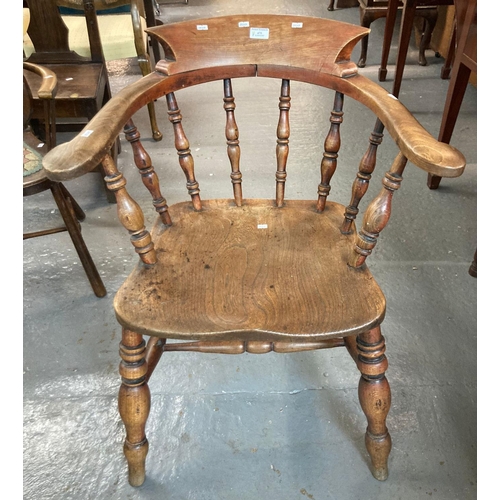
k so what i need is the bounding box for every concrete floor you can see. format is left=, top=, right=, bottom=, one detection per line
left=23, top=1, right=477, bottom=499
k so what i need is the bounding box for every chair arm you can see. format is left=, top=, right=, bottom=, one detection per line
left=343, top=74, right=466, bottom=178
left=43, top=70, right=167, bottom=181
left=23, top=62, right=58, bottom=98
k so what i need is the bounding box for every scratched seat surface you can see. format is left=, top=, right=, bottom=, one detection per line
left=114, top=199, right=386, bottom=340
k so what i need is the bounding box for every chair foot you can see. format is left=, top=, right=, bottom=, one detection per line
left=378, top=67, right=388, bottom=82
left=366, top=431, right=391, bottom=481
left=356, top=327, right=392, bottom=480
left=427, top=173, right=442, bottom=189
left=152, top=129, right=163, bottom=141
left=469, top=250, right=477, bottom=278
left=118, top=329, right=151, bottom=486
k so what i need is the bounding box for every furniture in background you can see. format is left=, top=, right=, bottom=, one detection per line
left=425, top=0, right=476, bottom=278
left=328, top=0, right=359, bottom=11
left=378, top=0, right=454, bottom=97
left=23, top=0, right=116, bottom=202
left=143, top=0, right=164, bottom=63
left=42, top=14, right=466, bottom=488
left=23, top=62, right=106, bottom=298
left=357, top=0, right=439, bottom=68
left=427, top=0, right=476, bottom=190
left=23, top=0, right=163, bottom=142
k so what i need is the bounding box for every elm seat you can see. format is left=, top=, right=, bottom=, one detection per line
left=42, top=14, right=466, bottom=489
left=115, top=199, right=386, bottom=340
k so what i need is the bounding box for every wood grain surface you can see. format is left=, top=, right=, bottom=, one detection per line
left=114, top=199, right=386, bottom=340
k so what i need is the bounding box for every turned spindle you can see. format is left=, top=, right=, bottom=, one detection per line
left=317, top=91, right=344, bottom=212
left=276, top=79, right=291, bottom=207
left=101, top=154, right=156, bottom=265
left=342, top=119, right=384, bottom=234
left=166, top=92, right=202, bottom=211
left=163, top=338, right=345, bottom=354
left=223, top=79, right=243, bottom=206
left=124, top=119, right=172, bottom=226
left=348, top=152, right=407, bottom=267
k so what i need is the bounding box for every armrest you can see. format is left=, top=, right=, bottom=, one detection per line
left=346, top=74, right=466, bottom=178
left=23, top=62, right=58, bottom=98
left=43, top=70, right=168, bottom=181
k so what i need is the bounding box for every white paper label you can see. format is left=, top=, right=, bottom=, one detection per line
left=238, top=21, right=250, bottom=27
left=196, top=24, right=208, bottom=30
left=81, top=130, right=94, bottom=137
left=257, top=224, right=268, bottom=229
left=388, top=93, right=398, bottom=100
left=250, top=27, right=269, bottom=39
left=291, top=22, right=303, bottom=28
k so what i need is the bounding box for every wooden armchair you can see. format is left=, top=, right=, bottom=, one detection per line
left=23, top=62, right=106, bottom=298
left=42, top=15, right=465, bottom=488
left=23, top=0, right=162, bottom=142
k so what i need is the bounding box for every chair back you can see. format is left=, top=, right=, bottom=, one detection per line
left=42, top=14, right=466, bottom=268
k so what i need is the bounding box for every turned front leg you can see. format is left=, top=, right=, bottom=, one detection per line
left=118, top=329, right=151, bottom=487
left=356, top=327, right=392, bottom=481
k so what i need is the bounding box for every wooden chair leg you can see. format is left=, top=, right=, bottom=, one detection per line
left=379, top=0, right=399, bottom=82
left=418, top=10, right=438, bottom=66
left=118, top=329, right=151, bottom=487
left=358, top=11, right=372, bottom=68
left=356, top=326, right=392, bottom=481
left=428, top=59, right=472, bottom=190
left=60, top=183, right=86, bottom=221
left=50, top=182, right=107, bottom=298
left=138, top=57, right=163, bottom=142
left=391, top=0, right=418, bottom=97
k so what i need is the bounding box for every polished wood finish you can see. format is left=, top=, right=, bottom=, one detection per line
left=41, top=15, right=466, bottom=486
left=23, top=62, right=106, bottom=298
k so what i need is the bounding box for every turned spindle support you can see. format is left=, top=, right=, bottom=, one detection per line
left=118, top=329, right=151, bottom=487
left=144, top=336, right=166, bottom=382
left=223, top=79, right=243, bottom=206
left=166, top=92, right=202, bottom=211
left=163, top=338, right=345, bottom=354
left=276, top=79, right=291, bottom=207
left=348, top=152, right=407, bottom=267
left=317, top=92, right=344, bottom=212
left=342, top=119, right=384, bottom=233
left=101, top=154, right=156, bottom=265
left=124, top=119, right=172, bottom=226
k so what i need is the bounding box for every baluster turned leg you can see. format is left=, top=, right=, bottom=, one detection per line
left=356, top=326, right=392, bottom=481
left=118, top=328, right=151, bottom=487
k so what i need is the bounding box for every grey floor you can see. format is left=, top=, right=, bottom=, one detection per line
left=23, top=1, right=477, bottom=499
